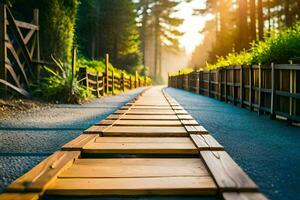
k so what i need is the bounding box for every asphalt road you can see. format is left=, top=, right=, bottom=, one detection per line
left=0, top=88, right=144, bottom=191
left=165, top=87, right=300, bottom=200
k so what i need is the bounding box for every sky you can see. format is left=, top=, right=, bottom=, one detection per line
left=174, top=0, right=209, bottom=54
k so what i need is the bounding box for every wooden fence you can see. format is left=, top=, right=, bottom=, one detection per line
left=168, top=64, right=300, bottom=123
left=78, top=55, right=150, bottom=97
left=0, top=4, right=40, bottom=98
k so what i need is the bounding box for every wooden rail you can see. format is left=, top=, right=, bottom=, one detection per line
left=78, top=68, right=150, bottom=97
left=0, top=86, right=267, bottom=200
left=169, top=64, right=300, bottom=123
left=0, top=4, right=40, bottom=98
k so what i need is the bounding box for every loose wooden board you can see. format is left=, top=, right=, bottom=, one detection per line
left=223, top=192, right=268, bottom=200
left=7, top=151, right=80, bottom=192
left=98, top=119, right=182, bottom=126
left=190, top=134, right=224, bottom=151
left=200, top=151, right=258, bottom=192
left=83, top=137, right=197, bottom=154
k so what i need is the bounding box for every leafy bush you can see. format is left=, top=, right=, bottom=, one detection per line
left=77, top=57, right=148, bottom=81
left=33, top=57, right=90, bottom=104
left=205, top=21, right=300, bottom=70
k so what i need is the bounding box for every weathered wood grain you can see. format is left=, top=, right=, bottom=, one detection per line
left=200, top=151, right=258, bottom=192
left=59, top=158, right=209, bottom=178
left=190, top=134, right=224, bottom=151
left=7, top=151, right=80, bottom=192
left=83, top=137, right=197, bottom=154
left=61, top=134, right=98, bottom=151
left=223, top=192, right=268, bottom=200
left=97, top=120, right=182, bottom=126
left=107, top=114, right=179, bottom=120
left=46, top=177, right=217, bottom=196
left=180, top=119, right=199, bottom=125
left=185, top=125, right=208, bottom=134
left=0, top=193, right=39, bottom=200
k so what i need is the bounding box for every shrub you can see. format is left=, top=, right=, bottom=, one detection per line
left=33, top=57, right=91, bottom=104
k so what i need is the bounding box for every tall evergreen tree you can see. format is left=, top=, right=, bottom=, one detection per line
left=76, top=0, right=141, bottom=72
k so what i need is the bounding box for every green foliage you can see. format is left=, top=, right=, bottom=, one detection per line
left=77, top=57, right=148, bottom=80
left=76, top=0, right=141, bottom=71
left=33, top=57, right=90, bottom=104
left=207, top=51, right=252, bottom=70
left=206, top=21, right=300, bottom=70
left=251, top=21, right=300, bottom=64
left=10, top=0, right=78, bottom=62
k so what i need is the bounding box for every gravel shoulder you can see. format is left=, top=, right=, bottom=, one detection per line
left=0, top=88, right=144, bottom=191
left=165, top=87, right=300, bottom=200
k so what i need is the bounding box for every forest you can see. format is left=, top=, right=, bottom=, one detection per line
left=2, top=0, right=300, bottom=102
left=189, top=0, right=300, bottom=69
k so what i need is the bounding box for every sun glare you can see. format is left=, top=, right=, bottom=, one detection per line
left=175, top=0, right=208, bottom=54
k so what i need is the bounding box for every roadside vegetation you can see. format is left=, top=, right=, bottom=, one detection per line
left=172, top=21, right=300, bottom=74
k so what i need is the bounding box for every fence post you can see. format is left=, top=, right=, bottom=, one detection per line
left=232, top=67, right=236, bottom=105
left=289, top=63, right=294, bottom=121
left=33, top=9, right=40, bottom=81
left=0, top=4, right=7, bottom=98
left=240, top=66, right=244, bottom=107
left=196, top=71, right=200, bottom=94
left=96, top=73, right=99, bottom=98
left=270, top=63, right=275, bottom=119
left=71, top=47, right=77, bottom=95
left=218, top=69, right=222, bottom=100
left=208, top=70, right=211, bottom=97
left=122, top=72, right=125, bottom=92
left=224, top=68, right=227, bottom=102
left=112, top=69, right=115, bottom=95
left=105, top=53, right=109, bottom=94
left=249, top=65, right=253, bottom=110
left=130, top=76, right=132, bottom=89
left=258, top=64, right=262, bottom=115
left=135, top=71, right=138, bottom=88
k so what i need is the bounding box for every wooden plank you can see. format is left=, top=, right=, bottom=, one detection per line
left=190, top=134, right=224, bottom=151
left=92, top=126, right=187, bottom=134
left=46, top=177, right=217, bottom=196
left=200, top=151, right=257, bottom=192
left=0, top=193, right=39, bottom=200
left=59, top=158, right=209, bottom=178
left=7, top=151, right=80, bottom=192
left=83, top=137, right=197, bottom=154
left=61, top=134, right=98, bottom=151
left=223, top=192, right=268, bottom=200
left=185, top=125, right=208, bottom=134
left=175, top=110, right=188, bottom=114
left=177, top=115, right=194, bottom=120
left=180, top=119, right=199, bottom=125
left=115, top=110, right=176, bottom=115
left=97, top=120, right=182, bottom=126
left=107, top=114, right=179, bottom=120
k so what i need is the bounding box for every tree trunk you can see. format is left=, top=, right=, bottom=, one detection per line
left=249, top=0, right=256, bottom=42
left=257, top=0, right=264, bottom=40
left=237, top=0, right=248, bottom=50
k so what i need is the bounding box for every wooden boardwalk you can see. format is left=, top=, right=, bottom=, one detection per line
left=0, top=86, right=267, bottom=200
